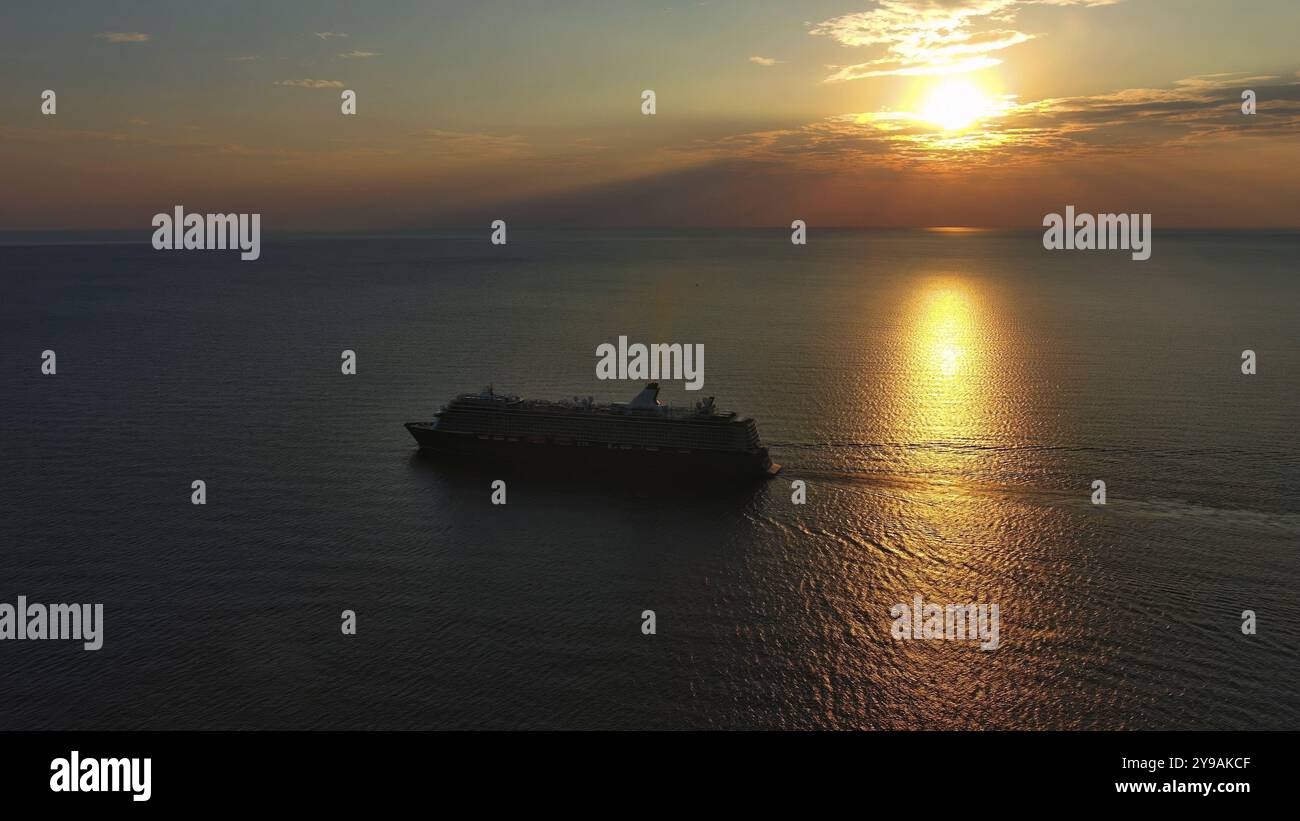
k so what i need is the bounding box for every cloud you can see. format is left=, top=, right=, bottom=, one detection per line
left=749, top=56, right=782, bottom=66
left=0, top=125, right=291, bottom=160
left=338, top=50, right=380, bottom=59
left=230, top=55, right=261, bottom=62
left=677, top=74, right=1300, bottom=171
left=313, top=32, right=348, bottom=40
left=316, top=128, right=535, bottom=168
left=813, top=0, right=1119, bottom=81
left=95, top=32, right=150, bottom=43
left=1173, top=72, right=1279, bottom=90
left=407, top=129, right=533, bottom=162
left=1, top=123, right=535, bottom=176
left=274, top=79, right=346, bottom=88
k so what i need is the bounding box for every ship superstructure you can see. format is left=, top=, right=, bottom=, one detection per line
left=405, top=383, right=779, bottom=478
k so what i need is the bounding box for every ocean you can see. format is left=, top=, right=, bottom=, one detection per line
left=1, top=229, right=1296, bottom=729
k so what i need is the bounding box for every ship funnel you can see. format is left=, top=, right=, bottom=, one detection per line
left=628, top=382, right=661, bottom=409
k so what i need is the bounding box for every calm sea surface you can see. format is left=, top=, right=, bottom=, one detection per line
left=1, top=230, right=1297, bottom=729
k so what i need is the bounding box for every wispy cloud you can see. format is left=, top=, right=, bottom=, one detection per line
left=679, top=74, right=1300, bottom=171
left=274, top=79, right=346, bottom=88
left=338, top=50, right=380, bottom=59
left=3, top=123, right=534, bottom=174
left=407, top=130, right=533, bottom=162
left=230, top=55, right=261, bottom=62
left=1173, top=72, right=1279, bottom=90
left=95, top=31, right=151, bottom=44
left=813, top=0, right=1120, bottom=81
left=313, top=32, right=348, bottom=40
left=749, top=56, right=782, bottom=67
left=0, top=125, right=292, bottom=161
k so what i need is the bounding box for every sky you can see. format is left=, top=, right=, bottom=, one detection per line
left=1, top=0, right=1298, bottom=230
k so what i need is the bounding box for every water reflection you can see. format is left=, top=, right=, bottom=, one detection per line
left=894, top=277, right=999, bottom=455
left=826, top=275, right=1033, bottom=727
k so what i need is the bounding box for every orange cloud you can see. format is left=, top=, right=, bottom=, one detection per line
left=274, top=79, right=346, bottom=88
left=677, top=75, right=1300, bottom=171
left=814, top=0, right=1118, bottom=81
left=95, top=31, right=151, bottom=43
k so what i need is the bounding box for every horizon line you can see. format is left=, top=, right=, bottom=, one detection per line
left=3, top=224, right=1299, bottom=244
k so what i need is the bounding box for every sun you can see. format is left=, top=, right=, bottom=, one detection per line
left=918, top=80, right=1001, bottom=131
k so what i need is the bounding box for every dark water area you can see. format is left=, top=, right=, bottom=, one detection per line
left=1, top=229, right=1296, bottom=729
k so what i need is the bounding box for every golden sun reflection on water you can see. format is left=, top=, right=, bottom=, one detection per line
left=857, top=276, right=1025, bottom=723
left=903, top=279, right=991, bottom=444
left=927, top=291, right=969, bottom=378
left=866, top=276, right=1018, bottom=595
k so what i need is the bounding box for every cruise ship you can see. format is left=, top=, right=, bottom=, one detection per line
left=405, top=383, right=780, bottom=479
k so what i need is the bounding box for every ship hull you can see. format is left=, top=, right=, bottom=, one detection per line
left=405, top=423, right=779, bottom=480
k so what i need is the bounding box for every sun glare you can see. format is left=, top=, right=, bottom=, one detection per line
left=918, top=80, right=1001, bottom=131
